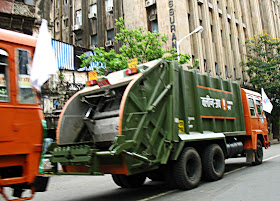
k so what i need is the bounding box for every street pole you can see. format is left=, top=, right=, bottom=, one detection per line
left=177, top=26, right=204, bottom=61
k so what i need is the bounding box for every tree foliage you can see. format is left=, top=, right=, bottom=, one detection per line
left=242, top=31, right=280, bottom=138
left=80, top=17, right=191, bottom=75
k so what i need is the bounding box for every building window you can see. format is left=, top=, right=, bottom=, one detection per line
left=17, top=49, right=36, bottom=104
left=90, top=4, right=97, bottom=15
left=225, top=65, right=228, bottom=77
left=25, top=0, right=35, bottom=5
left=105, top=0, right=113, bottom=10
left=63, top=0, right=68, bottom=5
left=15, top=0, right=34, bottom=5
left=76, top=39, right=83, bottom=47
left=200, top=20, right=203, bottom=38
left=234, top=68, right=237, bottom=80
left=55, top=21, right=59, bottom=32
left=204, top=59, right=207, bottom=72
left=76, top=10, right=82, bottom=26
left=90, top=35, right=98, bottom=47
left=0, top=49, right=9, bottom=102
left=151, top=20, right=158, bottom=32
left=215, top=62, right=218, bottom=75
left=63, top=18, right=68, bottom=28
left=107, top=29, right=114, bottom=41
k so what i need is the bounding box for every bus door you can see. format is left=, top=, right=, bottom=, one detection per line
left=0, top=47, right=16, bottom=143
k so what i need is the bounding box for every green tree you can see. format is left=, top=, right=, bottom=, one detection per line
left=80, top=17, right=191, bottom=75
left=242, top=31, right=280, bottom=139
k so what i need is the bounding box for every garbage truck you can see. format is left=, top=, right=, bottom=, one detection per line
left=50, top=59, right=269, bottom=190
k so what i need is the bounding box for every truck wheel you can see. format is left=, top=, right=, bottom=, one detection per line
left=173, top=147, right=202, bottom=190
left=112, top=174, right=125, bottom=187
left=253, top=139, right=263, bottom=165
left=112, top=173, right=146, bottom=188
left=202, top=144, right=225, bottom=181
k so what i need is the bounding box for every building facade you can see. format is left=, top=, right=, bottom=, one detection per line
left=0, top=0, right=37, bottom=35
left=52, top=0, right=280, bottom=85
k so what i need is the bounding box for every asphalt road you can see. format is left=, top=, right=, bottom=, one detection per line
left=5, top=144, right=280, bottom=201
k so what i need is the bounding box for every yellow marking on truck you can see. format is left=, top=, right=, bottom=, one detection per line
left=178, top=120, right=185, bottom=133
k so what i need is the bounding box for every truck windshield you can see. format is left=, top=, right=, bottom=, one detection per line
left=248, top=98, right=256, bottom=117
left=255, top=100, right=263, bottom=117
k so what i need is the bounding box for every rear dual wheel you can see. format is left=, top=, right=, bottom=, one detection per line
left=173, top=147, right=202, bottom=190
left=202, top=144, right=225, bottom=181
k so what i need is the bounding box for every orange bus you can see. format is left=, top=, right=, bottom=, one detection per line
left=0, top=28, right=48, bottom=200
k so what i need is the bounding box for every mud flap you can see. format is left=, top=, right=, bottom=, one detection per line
left=245, top=149, right=255, bottom=163
left=34, top=175, right=49, bottom=192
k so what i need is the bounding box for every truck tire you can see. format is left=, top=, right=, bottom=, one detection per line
left=173, top=147, right=202, bottom=190
left=253, top=139, right=263, bottom=165
left=202, top=144, right=225, bottom=181
left=112, top=173, right=146, bottom=188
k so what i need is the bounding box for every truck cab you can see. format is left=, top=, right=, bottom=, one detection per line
left=241, top=88, right=270, bottom=156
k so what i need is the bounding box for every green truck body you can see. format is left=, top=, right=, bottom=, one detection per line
left=50, top=59, right=269, bottom=189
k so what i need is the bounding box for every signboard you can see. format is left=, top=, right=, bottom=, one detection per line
left=88, top=71, right=97, bottom=81
left=19, top=75, right=32, bottom=88
left=128, top=58, right=138, bottom=69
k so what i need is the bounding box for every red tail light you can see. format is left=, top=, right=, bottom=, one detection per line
left=125, top=68, right=138, bottom=75
left=86, top=80, right=97, bottom=86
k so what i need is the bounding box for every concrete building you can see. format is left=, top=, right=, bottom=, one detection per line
left=52, top=0, right=280, bottom=85
left=0, top=0, right=37, bottom=35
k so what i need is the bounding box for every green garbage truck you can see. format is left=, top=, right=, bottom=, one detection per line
left=50, top=59, right=269, bottom=190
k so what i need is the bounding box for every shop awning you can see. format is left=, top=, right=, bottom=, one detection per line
left=52, top=40, right=75, bottom=70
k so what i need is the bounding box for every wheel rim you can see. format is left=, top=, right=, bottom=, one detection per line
left=256, top=143, right=263, bottom=160
left=213, top=151, right=223, bottom=173
left=186, top=156, right=199, bottom=181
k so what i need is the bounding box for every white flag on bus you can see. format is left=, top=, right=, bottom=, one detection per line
left=31, top=19, right=58, bottom=92
left=261, top=88, right=273, bottom=113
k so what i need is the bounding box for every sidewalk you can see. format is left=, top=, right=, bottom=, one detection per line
left=270, top=139, right=279, bottom=145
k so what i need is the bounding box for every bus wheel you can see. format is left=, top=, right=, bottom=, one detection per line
left=202, top=144, right=225, bottom=181
left=112, top=173, right=146, bottom=188
left=173, top=147, right=202, bottom=190
left=253, top=139, right=263, bottom=165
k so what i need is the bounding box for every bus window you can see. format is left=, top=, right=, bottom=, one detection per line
left=17, top=49, right=36, bottom=104
left=0, top=49, right=9, bottom=102
left=255, top=100, right=263, bottom=117
left=248, top=98, right=256, bottom=117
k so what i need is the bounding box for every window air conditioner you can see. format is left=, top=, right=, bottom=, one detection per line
left=74, top=24, right=82, bottom=31
left=88, top=12, right=97, bottom=19
left=197, top=0, right=203, bottom=4
left=145, top=0, right=156, bottom=7
left=105, top=40, right=114, bottom=47
left=106, top=6, right=113, bottom=13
